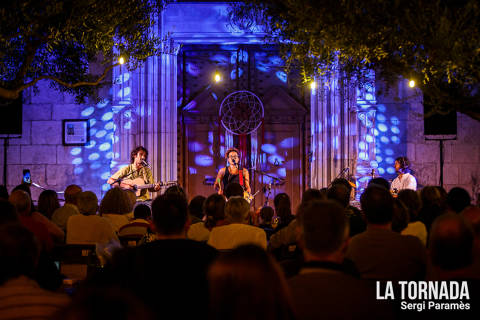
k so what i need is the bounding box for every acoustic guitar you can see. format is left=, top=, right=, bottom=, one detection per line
left=122, top=178, right=178, bottom=197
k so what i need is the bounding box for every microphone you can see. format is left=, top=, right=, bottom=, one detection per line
left=141, top=160, right=150, bottom=167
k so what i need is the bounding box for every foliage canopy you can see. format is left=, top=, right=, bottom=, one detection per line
left=230, top=0, right=480, bottom=121
left=0, top=0, right=165, bottom=103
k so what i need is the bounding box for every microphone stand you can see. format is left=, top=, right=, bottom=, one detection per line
left=110, top=165, right=146, bottom=186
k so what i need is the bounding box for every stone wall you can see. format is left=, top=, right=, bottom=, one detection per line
left=0, top=80, right=106, bottom=201
left=377, top=79, right=480, bottom=203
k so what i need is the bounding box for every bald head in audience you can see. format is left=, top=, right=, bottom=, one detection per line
left=429, top=213, right=474, bottom=273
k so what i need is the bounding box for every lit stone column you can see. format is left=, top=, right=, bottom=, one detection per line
left=310, top=73, right=357, bottom=189
left=133, top=39, right=180, bottom=188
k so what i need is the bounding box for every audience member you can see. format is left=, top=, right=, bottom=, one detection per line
left=67, top=191, right=118, bottom=245
left=98, top=193, right=217, bottom=320
left=37, top=190, right=60, bottom=220
left=223, top=182, right=244, bottom=200
left=54, top=287, right=152, bottom=320
left=327, top=183, right=366, bottom=236
left=52, top=184, right=82, bottom=231
left=188, top=194, right=226, bottom=242
left=99, top=188, right=131, bottom=232
left=289, top=200, right=393, bottom=319
left=258, top=206, right=275, bottom=240
left=118, top=204, right=152, bottom=238
left=0, top=185, right=8, bottom=200
left=428, top=213, right=476, bottom=279
left=462, top=206, right=480, bottom=255
left=346, top=186, right=427, bottom=280
left=398, top=189, right=427, bottom=245
left=0, top=223, right=69, bottom=318
left=419, top=186, right=448, bottom=232
left=164, top=185, right=187, bottom=200
left=0, top=199, right=18, bottom=225
left=273, top=193, right=294, bottom=231
left=391, top=198, right=409, bottom=233
left=208, top=245, right=295, bottom=320
left=9, top=190, right=54, bottom=251
left=208, top=197, right=267, bottom=250
left=368, top=177, right=391, bottom=191
left=447, top=187, right=471, bottom=213
left=188, top=195, right=206, bottom=224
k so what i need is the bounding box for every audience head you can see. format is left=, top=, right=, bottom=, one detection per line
left=274, top=193, right=292, bottom=222
left=9, top=190, right=32, bottom=216
left=99, top=187, right=132, bottom=215
left=429, top=213, right=474, bottom=270
left=151, top=193, right=188, bottom=236
left=297, top=200, right=348, bottom=259
left=208, top=245, right=295, bottom=320
left=188, top=195, right=206, bottom=220
left=327, top=183, right=350, bottom=208
left=397, top=189, right=421, bottom=222
left=260, top=206, right=274, bottom=225
left=12, top=184, right=34, bottom=213
left=301, top=188, right=325, bottom=204
left=368, top=177, right=390, bottom=191
left=204, top=194, right=226, bottom=229
left=224, top=182, right=244, bottom=200
left=124, top=189, right=137, bottom=212
left=447, top=187, right=471, bottom=213
left=64, top=184, right=83, bottom=204
left=0, top=223, right=39, bottom=285
left=0, top=185, right=8, bottom=200
left=55, top=287, right=153, bottom=320
left=420, top=186, right=448, bottom=231
left=224, top=196, right=250, bottom=223
left=332, top=178, right=353, bottom=194
left=392, top=198, right=409, bottom=232
left=164, top=185, right=187, bottom=200
left=37, top=189, right=60, bottom=219
left=134, top=204, right=151, bottom=220
left=77, top=191, right=99, bottom=216
left=0, top=200, right=18, bottom=225
left=360, top=186, right=394, bottom=225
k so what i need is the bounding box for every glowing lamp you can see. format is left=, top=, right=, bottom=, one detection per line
left=118, top=57, right=125, bottom=65
left=310, top=81, right=316, bottom=90
left=408, top=80, right=415, bottom=88
left=214, top=72, right=221, bottom=83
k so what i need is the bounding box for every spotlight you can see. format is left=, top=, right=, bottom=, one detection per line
left=310, top=81, right=316, bottom=90
left=118, top=56, right=125, bottom=65
left=214, top=72, right=221, bottom=83
left=408, top=80, right=415, bottom=88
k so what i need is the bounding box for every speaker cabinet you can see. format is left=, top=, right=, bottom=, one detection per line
left=0, top=94, right=22, bottom=135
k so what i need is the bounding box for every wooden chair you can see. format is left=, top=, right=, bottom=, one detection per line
left=118, top=235, right=144, bottom=247
left=52, top=244, right=101, bottom=280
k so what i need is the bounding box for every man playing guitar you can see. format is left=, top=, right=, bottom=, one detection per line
left=107, top=146, right=161, bottom=201
left=214, top=147, right=251, bottom=199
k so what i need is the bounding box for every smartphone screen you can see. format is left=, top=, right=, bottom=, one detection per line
left=23, top=169, right=31, bottom=185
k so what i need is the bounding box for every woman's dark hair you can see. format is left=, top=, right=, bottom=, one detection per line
left=134, top=204, right=151, bottom=220
left=208, top=245, right=295, bottom=320
left=274, top=193, right=293, bottom=227
left=130, top=146, right=148, bottom=164
left=204, top=194, right=226, bottom=230
left=397, top=189, right=421, bottom=222
left=392, top=198, right=409, bottom=232
left=37, top=190, right=60, bottom=219
left=99, top=187, right=132, bottom=215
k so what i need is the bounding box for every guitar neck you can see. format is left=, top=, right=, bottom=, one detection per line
left=136, top=181, right=177, bottom=190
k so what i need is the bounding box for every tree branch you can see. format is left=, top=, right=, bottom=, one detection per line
left=0, top=63, right=119, bottom=101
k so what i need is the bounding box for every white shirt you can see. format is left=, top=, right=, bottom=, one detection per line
left=207, top=223, right=267, bottom=250
left=391, top=173, right=417, bottom=192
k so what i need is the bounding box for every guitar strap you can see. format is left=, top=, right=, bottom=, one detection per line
left=239, top=169, right=244, bottom=187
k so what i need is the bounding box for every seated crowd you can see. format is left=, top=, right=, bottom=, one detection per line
left=0, top=179, right=479, bottom=319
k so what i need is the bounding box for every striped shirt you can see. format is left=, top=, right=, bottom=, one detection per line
left=0, top=276, right=70, bottom=320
